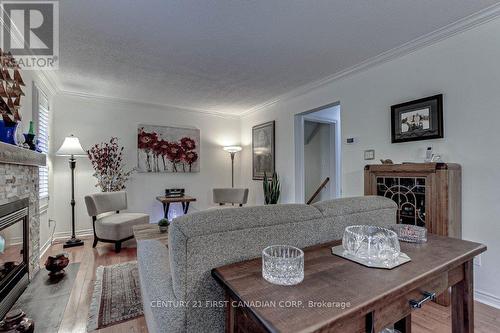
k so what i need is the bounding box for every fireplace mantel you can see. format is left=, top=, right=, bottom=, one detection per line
left=0, top=142, right=46, bottom=167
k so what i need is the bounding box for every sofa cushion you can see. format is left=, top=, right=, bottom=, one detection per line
left=95, top=213, right=148, bottom=240
left=313, top=196, right=397, bottom=217
left=137, top=240, right=184, bottom=333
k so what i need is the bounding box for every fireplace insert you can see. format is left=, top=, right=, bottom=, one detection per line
left=0, top=198, right=29, bottom=318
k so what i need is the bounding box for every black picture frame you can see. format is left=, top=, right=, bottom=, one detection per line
left=391, top=94, right=443, bottom=143
left=252, top=121, right=275, bottom=180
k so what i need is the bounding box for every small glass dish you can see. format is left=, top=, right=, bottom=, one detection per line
left=342, top=225, right=400, bottom=265
left=388, top=224, right=427, bottom=243
left=262, top=245, right=304, bottom=286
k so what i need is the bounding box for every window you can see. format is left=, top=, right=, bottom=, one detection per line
left=35, top=86, right=50, bottom=201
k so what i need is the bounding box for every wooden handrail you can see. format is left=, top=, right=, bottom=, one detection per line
left=306, top=177, right=330, bottom=204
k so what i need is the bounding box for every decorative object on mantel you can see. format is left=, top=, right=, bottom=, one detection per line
left=22, top=121, right=36, bottom=151
left=263, top=171, right=280, bottom=204
left=0, top=309, right=34, bottom=333
left=391, top=94, right=443, bottom=143
left=44, top=253, right=70, bottom=278
left=332, top=225, right=410, bottom=269
left=56, top=135, right=87, bottom=249
left=262, top=245, right=304, bottom=286
left=137, top=124, right=200, bottom=173
left=389, top=224, right=427, bottom=243
left=223, top=146, right=242, bottom=188
left=0, top=50, right=25, bottom=146
left=380, top=159, right=393, bottom=164
left=252, top=121, right=275, bottom=180
left=158, top=218, right=169, bottom=233
left=87, top=137, right=134, bottom=192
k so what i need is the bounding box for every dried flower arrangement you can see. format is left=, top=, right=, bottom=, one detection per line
left=138, top=126, right=199, bottom=173
left=0, top=49, right=25, bottom=124
left=87, top=137, right=134, bottom=192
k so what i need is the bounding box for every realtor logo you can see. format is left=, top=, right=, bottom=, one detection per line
left=0, top=1, right=59, bottom=69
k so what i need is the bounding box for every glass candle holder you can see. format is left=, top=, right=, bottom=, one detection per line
left=388, top=224, right=427, bottom=243
left=342, top=225, right=400, bottom=265
left=262, top=245, right=304, bottom=286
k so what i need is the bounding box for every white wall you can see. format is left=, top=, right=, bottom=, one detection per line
left=50, top=94, right=241, bottom=237
left=240, top=18, right=500, bottom=305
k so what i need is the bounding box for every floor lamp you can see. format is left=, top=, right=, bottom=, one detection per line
left=56, top=135, right=87, bottom=248
left=223, top=146, right=242, bottom=188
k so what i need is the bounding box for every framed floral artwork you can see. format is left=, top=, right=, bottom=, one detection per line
left=137, top=124, right=200, bottom=173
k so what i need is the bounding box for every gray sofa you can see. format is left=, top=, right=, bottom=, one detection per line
left=137, top=196, right=397, bottom=333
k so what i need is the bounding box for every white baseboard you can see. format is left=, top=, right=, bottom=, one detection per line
left=53, top=228, right=94, bottom=241
left=475, top=289, right=500, bottom=309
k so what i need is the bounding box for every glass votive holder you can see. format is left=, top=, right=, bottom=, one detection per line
left=262, top=245, right=304, bottom=286
left=388, top=224, right=427, bottom=243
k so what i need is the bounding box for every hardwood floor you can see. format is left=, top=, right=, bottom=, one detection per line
left=39, top=236, right=499, bottom=333
left=41, top=236, right=147, bottom=333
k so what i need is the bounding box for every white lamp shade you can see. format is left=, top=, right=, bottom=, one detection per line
left=56, top=135, right=87, bottom=156
left=223, top=146, right=242, bottom=153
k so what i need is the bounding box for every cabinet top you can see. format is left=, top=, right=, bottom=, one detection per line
left=365, top=162, right=461, bottom=172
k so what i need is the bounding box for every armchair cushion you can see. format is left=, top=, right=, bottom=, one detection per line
left=95, top=213, right=149, bottom=240
left=213, top=188, right=249, bottom=205
left=84, top=191, right=128, bottom=216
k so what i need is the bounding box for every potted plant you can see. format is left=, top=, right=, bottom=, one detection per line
left=158, top=218, right=169, bottom=233
left=263, top=172, right=281, bottom=205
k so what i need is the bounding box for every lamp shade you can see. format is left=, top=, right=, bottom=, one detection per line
left=223, top=146, right=242, bottom=153
left=56, top=135, right=86, bottom=156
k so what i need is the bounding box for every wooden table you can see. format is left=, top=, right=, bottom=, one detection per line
left=156, top=195, right=196, bottom=219
left=133, top=224, right=168, bottom=246
left=212, top=234, right=486, bottom=333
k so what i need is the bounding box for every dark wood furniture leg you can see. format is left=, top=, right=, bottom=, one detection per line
left=184, top=202, right=190, bottom=214
left=395, top=314, right=412, bottom=333
left=452, top=260, right=474, bottom=333
left=225, top=293, right=235, bottom=333
left=163, top=202, right=170, bottom=219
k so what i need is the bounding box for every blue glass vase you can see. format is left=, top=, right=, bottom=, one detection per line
left=0, top=120, right=18, bottom=145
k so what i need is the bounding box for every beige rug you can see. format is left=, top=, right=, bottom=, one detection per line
left=87, top=261, right=143, bottom=331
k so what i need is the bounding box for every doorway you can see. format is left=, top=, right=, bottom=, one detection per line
left=294, top=103, right=341, bottom=204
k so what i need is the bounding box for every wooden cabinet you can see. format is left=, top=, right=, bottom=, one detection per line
left=364, top=163, right=462, bottom=306
left=364, top=163, right=461, bottom=238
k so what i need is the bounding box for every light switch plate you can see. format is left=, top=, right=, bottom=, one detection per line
left=364, top=149, right=375, bottom=160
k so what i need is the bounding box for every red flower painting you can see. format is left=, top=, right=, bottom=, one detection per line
left=137, top=125, right=200, bottom=173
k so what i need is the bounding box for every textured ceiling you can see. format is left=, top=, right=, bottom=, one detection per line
left=55, top=0, right=500, bottom=115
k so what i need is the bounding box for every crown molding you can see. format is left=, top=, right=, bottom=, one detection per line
left=57, top=89, right=241, bottom=119
left=241, top=3, right=500, bottom=117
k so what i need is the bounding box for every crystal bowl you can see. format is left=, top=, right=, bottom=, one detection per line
left=342, top=225, right=400, bottom=265
left=388, top=224, right=427, bottom=243
left=262, top=245, right=304, bottom=286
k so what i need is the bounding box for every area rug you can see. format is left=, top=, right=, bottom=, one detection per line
left=13, top=263, right=80, bottom=333
left=87, top=261, right=143, bottom=331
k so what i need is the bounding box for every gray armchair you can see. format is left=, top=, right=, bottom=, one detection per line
left=84, top=191, right=149, bottom=252
left=213, top=188, right=249, bottom=207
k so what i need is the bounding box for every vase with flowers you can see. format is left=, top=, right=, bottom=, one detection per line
left=87, top=137, right=135, bottom=192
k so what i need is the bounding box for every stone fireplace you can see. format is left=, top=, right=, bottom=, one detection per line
left=0, top=142, right=46, bottom=317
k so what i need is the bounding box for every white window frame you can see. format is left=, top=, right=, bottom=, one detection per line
left=33, top=83, right=50, bottom=211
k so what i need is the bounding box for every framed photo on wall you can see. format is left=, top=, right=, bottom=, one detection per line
left=252, top=121, right=275, bottom=180
left=391, top=94, right=443, bottom=143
